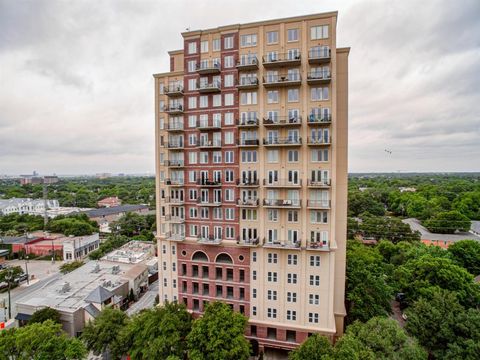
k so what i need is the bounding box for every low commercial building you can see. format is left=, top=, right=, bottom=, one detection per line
left=83, top=205, right=149, bottom=233
left=62, top=234, right=101, bottom=261
left=15, top=259, right=148, bottom=336
left=403, top=218, right=480, bottom=249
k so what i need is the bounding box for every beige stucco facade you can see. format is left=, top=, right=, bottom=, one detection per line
left=154, top=12, right=348, bottom=351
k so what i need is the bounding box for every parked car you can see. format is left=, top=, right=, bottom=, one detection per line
left=0, top=282, right=8, bottom=290
left=14, top=273, right=28, bottom=284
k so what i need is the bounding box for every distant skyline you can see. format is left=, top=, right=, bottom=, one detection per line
left=1, top=0, right=479, bottom=174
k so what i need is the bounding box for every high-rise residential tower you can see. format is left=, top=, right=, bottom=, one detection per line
left=154, top=12, right=349, bottom=352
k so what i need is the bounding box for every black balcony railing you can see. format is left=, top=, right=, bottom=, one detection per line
left=263, top=116, right=301, bottom=126
left=308, top=48, right=331, bottom=62
left=197, top=198, right=222, bottom=206
left=236, top=237, right=261, bottom=246
left=307, top=71, right=331, bottom=81
left=196, top=61, right=221, bottom=73
left=236, top=178, right=259, bottom=186
left=196, top=178, right=222, bottom=187
left=307, top=136, right=331, bottom=145
left=307, top=200, right=331, bottom=208
left=197, top=120, right=222, bottom=129
left=197, top=139, right=222, bottom=148
left=164, top=160, right=184, bottom=167
left=162, top=104, right=184, bottom=113
left=236, top=57, right=259, bottom=69
left=163, top=196, right=184, bottom=204
left=263, top=199, right=302, bottom=207
left=307, top=179, right=331, bottom=187
left=307, top=113, right=332, bottom=124
left=165, top=122, right=184, bottom=131
left=263, top=73, right=301, bottom=85
left=237, top=78, right=259, bottom=87
left=165, top=85, right=184, bottom=96
left=237, top=139, right=259, bottom=146
left=166, top=141, right=184, bottom=149
left=307, top=241, right=329, bottom=249
left=262, top=52, right=301, bottom=65
left=236, top=198, right=259, bottom=206
left=263, top=179, right=302, bottom=187
left=238, top=117, right=259, bottom=127
left=165, top=178, right=184, bottom=186
left=197, top=81, right=221, bottom=92
left=263, top=137, right=302, bottom=146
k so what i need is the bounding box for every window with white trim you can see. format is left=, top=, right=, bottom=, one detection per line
left=188, top=42, right=197, bottom=54
left=311, top=25, right=328, bottom=40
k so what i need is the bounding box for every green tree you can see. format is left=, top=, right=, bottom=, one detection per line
left=393, top=255, right=480, bottom=308
left=47, top=216, right=98, bottom=236
left=448, top=240, right=480, bottom=275
left=406, top=287, right=480, bottom=359
left=116, top=302, right=192, bottom=359
left=110, top=212, right=154, bottom=241
left=29, top=307, right=62, bottom=325
left=335, top=317, right=427, bottom=360
left=0, top=266, right=24, bottom=283
left=289, top=334, right=333, bottom=360
left=359, top=215, right=421, bottom=243
left=0, top=320, right=87, bottom=359
left=348, top=191, right=385, bottom=217
left=187, top=302, right=250, bottom=360
left=346, top=241, right=392, bottom=323
left=81, top=308, right=128, bottom=359
left=59, top=260, right=84, bottom=274
left=88, top=234, right=130, bottom=260
left=423, top=210, right=471, bottom=234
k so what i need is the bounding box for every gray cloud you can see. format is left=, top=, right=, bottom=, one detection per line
left=0, top=0, right=479, bottom=174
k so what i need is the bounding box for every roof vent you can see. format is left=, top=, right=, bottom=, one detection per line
left=112, top=265, right=120, bottom=274
left=92, top=263, right=101, bottom=273
left=61, top=282, right=71, bottom=293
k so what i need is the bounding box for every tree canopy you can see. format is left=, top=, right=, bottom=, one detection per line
left=447, top=239, right=480, bottom=275
left=0, top=320, right=87, bottom=359
left=29, top=307, right=62, bottom=325
left=187, top=302, right=250, bottom=360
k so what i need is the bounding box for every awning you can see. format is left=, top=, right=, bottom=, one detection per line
left=15, top=313, right=32, bottom=321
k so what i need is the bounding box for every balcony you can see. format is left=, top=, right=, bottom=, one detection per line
left=164, top=85, right=184, bottom=97
left=165, top=179, right=184, bottom=187
left=236, top=78, right=259, bottom=90
left=236, top=57, right=259, bottom=70
left=237, top=118, right=259, bottom=128
left=263, top=239, right=301, bottom=250
left=164, top=215, right=185, bottom=223
left=307, top=114, right=332, bottom=126
left=263, top=74, right=301, bottom=88
left=163, top=160, right=184, bottom=168
left=263, top=137, right=302, bottom=147
left=163, top=196, right=184, bottom=205
left=236, top=178, right=260, bottom=187
left=263, top=199, right=302, bottom=208
left=165, top=122, right=184, bottom=132
left=162, top=105, right=184, bottom=114
left=263, top=116, right=301, bottom=127
left=262, top=53, right=301, bottom=68
left=236, top=237, right=261, bottom=247
left=198, top=236, right=222, bottom=245
left=263, top=179, right=302, bottom=188
left=307, top=179, right=331, bottom=188
left=197, top=198, right=222, bottom=207
left=165, top=232, right=185, bottom=242
left=197, top=120, right=222, bottom=131
left=306, top=241, right=330, bottom=251
left=237, top=138, right=259, bottom=147
left=236, top=198, right=259, bottom=207
left=196, top=61, right=221, bottom=75
left=165, top=141, right=184, bottom=149
left=307, top=71, right=331, bottom=85
left=197, top=81, right=221, bottom=93
left=197, top=139, right=222, bottom=149
left=307, top=136, right=331, bottom=146
left=307, top=200, right=331, bottom=209
left=308, top=48, right=331, bottom=64
left=196, top=178, right=222, bottom=187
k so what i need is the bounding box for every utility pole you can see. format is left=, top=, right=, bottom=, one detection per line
left=43, top=182, right=48, bottom=231
left=5, top=269, right=12, bottom=320
left=25, top=255, right=29, bottom=285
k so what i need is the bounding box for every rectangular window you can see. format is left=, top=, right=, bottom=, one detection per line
left=287, top=28, right=298, bottom=42
left=266, top=31, right=278, bottom=44
left=224, top=74, right=234, bottom=87
left=225, top=151, right=234, bottom=163
left=188, top=97, right=197, bottom=109
left=287, top=292, right=297, bottom=303
left=310, top=255, right=321, bottom=266
left=188, top=42, right=197, bottom=54
left=267, top=91, right=279, bottom=104
left=287, top=273, right=297, bottom=284
left=241, top=34, right=257, bottom=47
left=213, top=94, right=222, bottom=107
left=224, top=55, right=234, bottom=68
left=188, top=60, right=196, bottom=73
left=224, top=112, right=234, bottom=125
left=224, top=36, right=234, bottom=49
left=241, top=92, right=257, bottom=105
left=212, top=38, right=221, bottom=51
left=199, top=95, right=208, bottom=108
left=267, top=150, right=279, bottom=163
left=224, top=93, right=234, bottom=106
left=200, top=40, right=208, bottom=53
left=308, top=313, right=319, bottom=323
left=309, top=294, right=320, bottom=305
left=286, top=310, right=297, bottom=321
left=267, top=271, right=278, bottom=282
left=188, top=78, right=196, bottom=91
left=309, top=275, right=320, bottom=286
left=311, top=25, right=329, bottom=40
left=287, top=89, right=299, bottom=102
left=287, top=254, right=298, bottom=265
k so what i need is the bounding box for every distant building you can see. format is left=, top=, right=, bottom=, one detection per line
left=399, top=187, right=416, bottom=193
left=97, top=196, right=122, bottom=208
left=84, top=205, right=149, bottom=233
left=95, top=173, right=112, bottom=179
left=0, top=198, right=59, bottom=216
left=19, top=175, right=58, bottom=186
left=63, top=234, right=101, bottom=261
left=403, top=218, right=480, bottom=249
left=102, top=240, right=156, bottom=265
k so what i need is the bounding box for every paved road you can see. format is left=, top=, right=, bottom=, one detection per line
left=0, top=273, right=63, bottom=323
left=126, top=280, right=158, bottom=315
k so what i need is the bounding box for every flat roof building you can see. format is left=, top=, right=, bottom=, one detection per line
left=154, top=12, right=349, bottom=352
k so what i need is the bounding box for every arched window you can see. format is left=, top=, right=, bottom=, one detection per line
left=192, top=251, right=209, bottom=262
left=215, top=253, right=233, bottom=264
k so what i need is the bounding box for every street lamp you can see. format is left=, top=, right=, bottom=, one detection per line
left=5, top=268, right=13, bottom=320
left=25, top=255, right=29, bottom=285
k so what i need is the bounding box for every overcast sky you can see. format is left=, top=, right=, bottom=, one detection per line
left=1, top=0, right=479, bottom=175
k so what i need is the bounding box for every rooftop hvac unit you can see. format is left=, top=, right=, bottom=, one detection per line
left=61, top=282, right=71, bottom=293
left=111, top=265, right=120, bottom=274
left=92, top=263, right=101, bottom=273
